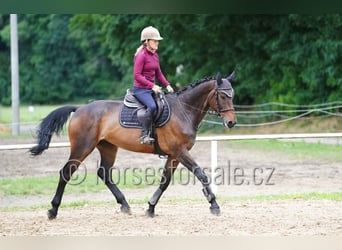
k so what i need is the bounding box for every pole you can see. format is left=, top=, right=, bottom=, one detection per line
left=210, top=140, right=218, bottom=195
left=10, top=14, right=20, bottom=136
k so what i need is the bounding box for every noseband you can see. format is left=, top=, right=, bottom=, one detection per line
left=212, top=81, right=235, bottom=117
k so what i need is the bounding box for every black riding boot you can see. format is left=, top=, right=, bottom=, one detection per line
left=140, top=109, right=155, bottom=145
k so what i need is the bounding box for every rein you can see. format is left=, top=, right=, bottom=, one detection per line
left=170, top=78, right=235, bottom=121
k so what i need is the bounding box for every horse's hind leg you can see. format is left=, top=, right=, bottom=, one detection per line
left=146, top=157, right=179, bottom=217
left=96, top=140, right=131, bottom=214
left=48, top=135, right=95, bottom=220
left=48, top=154, right=90, bottom=220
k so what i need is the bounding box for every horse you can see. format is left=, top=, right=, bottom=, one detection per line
left=30, top=72, right=237, bottom=219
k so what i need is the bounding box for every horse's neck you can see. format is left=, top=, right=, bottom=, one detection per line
left=177, top=81, right=214, bottom=128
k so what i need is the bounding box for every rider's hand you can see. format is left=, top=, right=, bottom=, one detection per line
left=167, top=85, right=174, bottom=93
left=152, top=85, right=162, bottom=93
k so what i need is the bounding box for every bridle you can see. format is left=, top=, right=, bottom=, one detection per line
left=212, top=80, right=235, bottom=117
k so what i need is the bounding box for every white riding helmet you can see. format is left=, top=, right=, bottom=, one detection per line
left=140, top=26, right=163, bottom=42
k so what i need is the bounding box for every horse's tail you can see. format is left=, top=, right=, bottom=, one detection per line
left=30, top=105, right=78, bottom=156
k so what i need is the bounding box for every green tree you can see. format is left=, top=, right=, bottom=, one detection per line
left=1, top=14, right=342, bottom=106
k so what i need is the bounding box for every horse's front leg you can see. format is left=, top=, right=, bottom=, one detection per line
left=178, top=150, right=221, bottom=215
left=146, top=157, right=179, bottom=217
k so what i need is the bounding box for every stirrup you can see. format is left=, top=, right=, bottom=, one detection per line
left=140, top=135, right=155, bottom=145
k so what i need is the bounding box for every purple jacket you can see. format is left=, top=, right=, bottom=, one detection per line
left=133, top=47, right=170, bottom=89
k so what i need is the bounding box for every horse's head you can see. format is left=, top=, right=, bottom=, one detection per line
left=209, top=72, right=237, bottom=128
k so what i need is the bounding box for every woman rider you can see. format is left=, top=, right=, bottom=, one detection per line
left=133, top=26, right=174, bottom=144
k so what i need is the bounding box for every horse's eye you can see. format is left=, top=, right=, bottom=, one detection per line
left=221, top=94, right=227, bottom=100
left=227, top=89, right=234, bottom=98
left=221, top=89, right=233, bottom=98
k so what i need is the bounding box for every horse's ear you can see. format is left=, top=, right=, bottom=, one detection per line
left=227, top=71, right=235, bottom=82
left=216, top=72, right=222, bottom=85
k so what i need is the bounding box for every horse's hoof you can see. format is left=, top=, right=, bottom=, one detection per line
left=47, top=209, right=57, bottom=220
left=210, top=206, right=221, bottom=216
left=146, top=209, right=155, bottom=218
left=120, top=205, right=132, bottom=215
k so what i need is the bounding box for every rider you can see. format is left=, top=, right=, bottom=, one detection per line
left=133, top=26, right=174, bottom=144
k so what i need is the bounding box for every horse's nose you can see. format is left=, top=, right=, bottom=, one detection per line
left=227, top=120, right=236, bottom=128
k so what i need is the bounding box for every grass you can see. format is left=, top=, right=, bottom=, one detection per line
left=228, top=139, right=342, bottom=162
left=0, top=104, right=61, bottom=124
left=0, top=104, right=63, bottom=136
left=0, top=168, right=198, bottom=196
left=0, top=174, right=104, bottom=196
left=0, top=172, right=143, bottom=196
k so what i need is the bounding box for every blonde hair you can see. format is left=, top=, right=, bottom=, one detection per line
left=135, top=41, right=147, bottom=56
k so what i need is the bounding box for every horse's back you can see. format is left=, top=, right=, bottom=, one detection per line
left=68, top=100, right=123, bottom=135
left=73, top=100, right=123, bottom=118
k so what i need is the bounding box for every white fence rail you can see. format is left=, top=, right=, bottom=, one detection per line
left=196, top=132, right=342, bottom=141
left=1, top=133, right=342, bottom=151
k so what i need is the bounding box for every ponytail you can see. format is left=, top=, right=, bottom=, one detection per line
left=135, top=40, right=147, bottom=56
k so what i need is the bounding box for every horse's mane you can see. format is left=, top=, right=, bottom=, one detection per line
left=176, top=76, right=215, bottom=95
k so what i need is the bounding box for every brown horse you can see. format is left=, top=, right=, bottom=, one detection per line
left=30, top=72, right=237, bottom=219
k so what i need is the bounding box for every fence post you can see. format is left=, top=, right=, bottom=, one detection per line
left=10, top=14, right=20, bottom=136
left=211, top=140, right=218, bottom=195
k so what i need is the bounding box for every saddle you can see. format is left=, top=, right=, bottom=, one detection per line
left=119, top=89, right=171, bottom=129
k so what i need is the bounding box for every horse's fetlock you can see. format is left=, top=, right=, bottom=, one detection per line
left=149, top=188, right=163, bottom=205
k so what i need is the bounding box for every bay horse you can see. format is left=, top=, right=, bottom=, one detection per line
left=30, top=72, right=237, bottom=219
